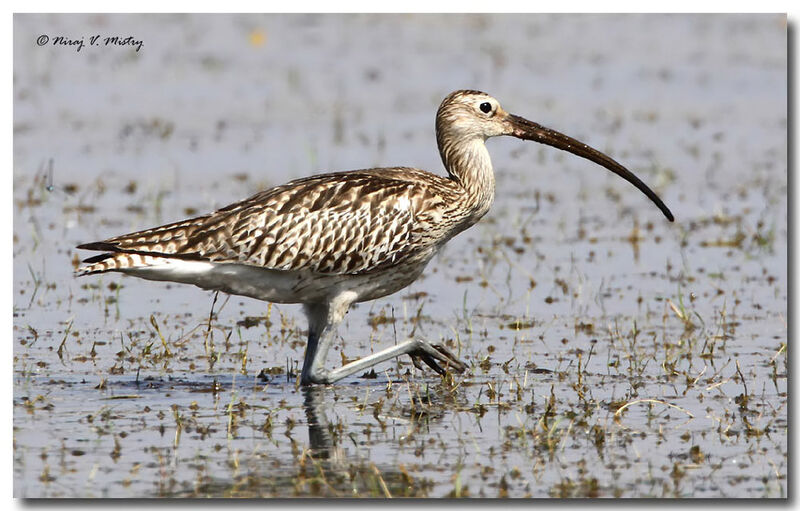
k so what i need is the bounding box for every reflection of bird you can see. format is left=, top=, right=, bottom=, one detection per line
left=303, top=388, right=344, bottom=460
left=76, top=90, right=674, bottom=385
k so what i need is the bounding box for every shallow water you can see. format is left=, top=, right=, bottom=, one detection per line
left=13, top=13, right=787, bottom=497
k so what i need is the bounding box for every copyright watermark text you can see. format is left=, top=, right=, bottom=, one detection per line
left=36, top=34, right=144, bottom=53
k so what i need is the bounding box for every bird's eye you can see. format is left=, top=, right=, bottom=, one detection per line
left=479, top=102, right=493, bottom=114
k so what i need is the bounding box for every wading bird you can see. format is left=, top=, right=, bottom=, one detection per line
left=76, top=90, right=673, bottom=385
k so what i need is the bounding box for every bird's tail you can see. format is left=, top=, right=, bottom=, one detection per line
left=74, top=252, right=153, bottom=276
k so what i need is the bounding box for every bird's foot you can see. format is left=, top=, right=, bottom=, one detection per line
left=408, top=340, right=468, bottom=375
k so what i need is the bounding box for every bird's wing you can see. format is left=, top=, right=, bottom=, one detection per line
left=78, top=169, right=441, bottom=275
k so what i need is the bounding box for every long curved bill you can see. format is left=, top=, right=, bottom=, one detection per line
left=507, top=113, right=674, bottom=222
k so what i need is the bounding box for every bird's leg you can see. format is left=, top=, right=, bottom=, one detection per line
left=302, top=334, right=468, bottom=384
left=300, top=302, right=331, bottom=385
left=299, top=300, right=468, bottom=385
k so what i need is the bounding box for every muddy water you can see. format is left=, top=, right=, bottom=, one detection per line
left=13, top=14, right=786, bottom=497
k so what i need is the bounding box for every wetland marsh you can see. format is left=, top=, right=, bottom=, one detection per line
left=13, top=14, right=787, bottom=497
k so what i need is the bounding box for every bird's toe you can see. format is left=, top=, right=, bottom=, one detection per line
left=408, top=340, right=467, bottom=375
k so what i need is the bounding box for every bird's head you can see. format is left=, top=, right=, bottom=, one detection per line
left=436, top=90, right=674, bottom=222
left=436, top=90, right=510, bottom=140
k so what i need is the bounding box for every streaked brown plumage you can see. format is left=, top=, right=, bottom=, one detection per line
left=77, top=90, right=673, bottom=385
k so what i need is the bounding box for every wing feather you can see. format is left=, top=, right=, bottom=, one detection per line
left=77, top=168, right=455, bottom=275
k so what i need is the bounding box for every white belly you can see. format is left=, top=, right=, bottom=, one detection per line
left=122, top=258, right=429, bottom=305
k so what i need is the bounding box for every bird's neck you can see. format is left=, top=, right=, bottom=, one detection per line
left=438, top=136, right=496, bottom=214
